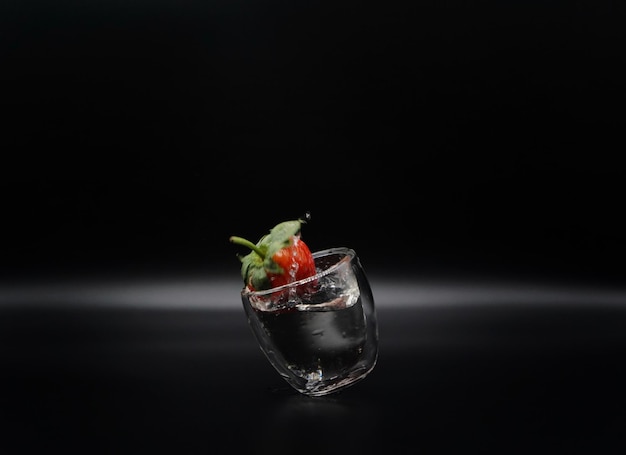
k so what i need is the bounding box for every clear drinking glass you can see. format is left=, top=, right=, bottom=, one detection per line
left=241, top=247, right=379, bottom=397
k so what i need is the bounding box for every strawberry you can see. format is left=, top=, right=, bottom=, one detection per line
left=230, top=218, right=317, bottom=292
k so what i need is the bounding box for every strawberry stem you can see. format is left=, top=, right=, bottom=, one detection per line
left=229, top=236, right=266, bottom=259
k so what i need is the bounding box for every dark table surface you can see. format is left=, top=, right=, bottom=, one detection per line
left=2, top=274, right=626, bottom=454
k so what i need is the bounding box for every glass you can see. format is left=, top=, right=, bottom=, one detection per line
left=241, top=247, right=379, bottom=397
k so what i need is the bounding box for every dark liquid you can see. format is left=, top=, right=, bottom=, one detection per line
left=255, top=299, right=367, bottom=378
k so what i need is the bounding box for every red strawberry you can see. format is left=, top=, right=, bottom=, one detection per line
left=265, top=235, right=316, bottom=289
left=230, top=217, right=317, bottom=292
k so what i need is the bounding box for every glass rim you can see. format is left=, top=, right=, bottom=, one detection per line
left=241, top=247, right=356, bottom=297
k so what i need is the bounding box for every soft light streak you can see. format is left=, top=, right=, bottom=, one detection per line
left=1, top=273, right=625, bottom=309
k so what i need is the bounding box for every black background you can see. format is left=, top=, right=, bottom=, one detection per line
left=2, top=2, right=626, bottom=454
left=2, top=0, right=625, bottom=283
